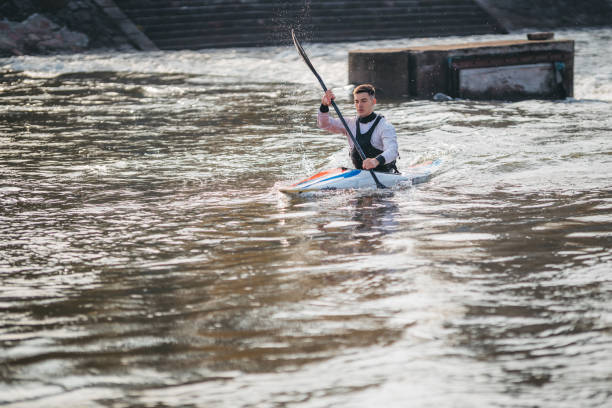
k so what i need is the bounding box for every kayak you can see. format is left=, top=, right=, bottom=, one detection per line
left=279, top=159, right=442, bottom=195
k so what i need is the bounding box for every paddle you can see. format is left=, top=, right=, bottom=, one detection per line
left=291, top=29, right=387, bottom=189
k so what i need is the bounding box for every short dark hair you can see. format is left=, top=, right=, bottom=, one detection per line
left=353, top=84, right=375, bottom=96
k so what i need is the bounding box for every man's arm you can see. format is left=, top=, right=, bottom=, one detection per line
left=317, top=90, right=347, bottom=135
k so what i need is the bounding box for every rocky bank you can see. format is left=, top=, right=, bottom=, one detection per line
left=0, top=0, right=133, bottom=57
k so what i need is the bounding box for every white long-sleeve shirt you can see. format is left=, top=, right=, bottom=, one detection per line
left=317, top=110, right=399, bottom=165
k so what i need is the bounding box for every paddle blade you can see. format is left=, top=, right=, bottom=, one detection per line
left=291, top=29, right=327, bottom=91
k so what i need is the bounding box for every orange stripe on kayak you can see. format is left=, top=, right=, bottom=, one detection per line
left=293, top=168, right=346, bottom=186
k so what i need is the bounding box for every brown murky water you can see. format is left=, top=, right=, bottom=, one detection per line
left=1, top=28, right=611, bottom=407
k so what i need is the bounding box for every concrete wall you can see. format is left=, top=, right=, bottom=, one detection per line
left=349, top=37, right=574, bottom=100
left=114, top=0, right=503, bottom=50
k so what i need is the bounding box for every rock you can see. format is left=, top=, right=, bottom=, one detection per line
left=59, top=26, right=88, bottom=48
left=38, top=37, right=65, bottom=50
left=433, top=93, right=453, bottom=102
left=0, top=12, right=88, bottom=56
left=0, top=0, right=134, bottom=54
left=0, top=33, right=19, bottom=53
left=23, top=13, right=60, bottom=33
left=0, top=21, right=12, bottom=31
left=27, top=33, right=42, bottom=42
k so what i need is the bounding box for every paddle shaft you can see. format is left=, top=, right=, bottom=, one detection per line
left=291, top=30, right=386, bottom=189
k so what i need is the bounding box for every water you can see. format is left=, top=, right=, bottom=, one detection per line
left=1, top=28, right=611, bottom=407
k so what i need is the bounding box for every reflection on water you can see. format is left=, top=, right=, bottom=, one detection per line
left=1, top=27, right=611, bottom=407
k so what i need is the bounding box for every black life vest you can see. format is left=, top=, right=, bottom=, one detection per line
left=350, top=115, right=399, bottom=173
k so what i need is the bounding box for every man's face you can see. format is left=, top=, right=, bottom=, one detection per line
left=354, top=92, right=376, bottom=118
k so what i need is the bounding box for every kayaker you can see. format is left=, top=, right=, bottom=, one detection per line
left=318, top=84, right=399, bottom=173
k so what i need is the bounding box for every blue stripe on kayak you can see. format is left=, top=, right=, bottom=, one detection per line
left=300, top=169, right=361, bottom=188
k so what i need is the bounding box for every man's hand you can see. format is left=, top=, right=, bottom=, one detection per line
left=362, top=158, right=380, bottom=170
left=321, top=90, right=335, bottom=106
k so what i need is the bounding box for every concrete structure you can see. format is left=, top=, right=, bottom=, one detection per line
left=92, top=0, right=157, bottom=51
left=113, top=0, right=505, bottom=50
left=349, top=35, right=574, bottom=100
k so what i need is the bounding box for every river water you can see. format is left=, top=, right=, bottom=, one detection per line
left=1, top=27, right=611, bottom=407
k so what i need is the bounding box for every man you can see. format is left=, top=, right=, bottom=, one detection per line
left=318, top=84, right=399, bottom=173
